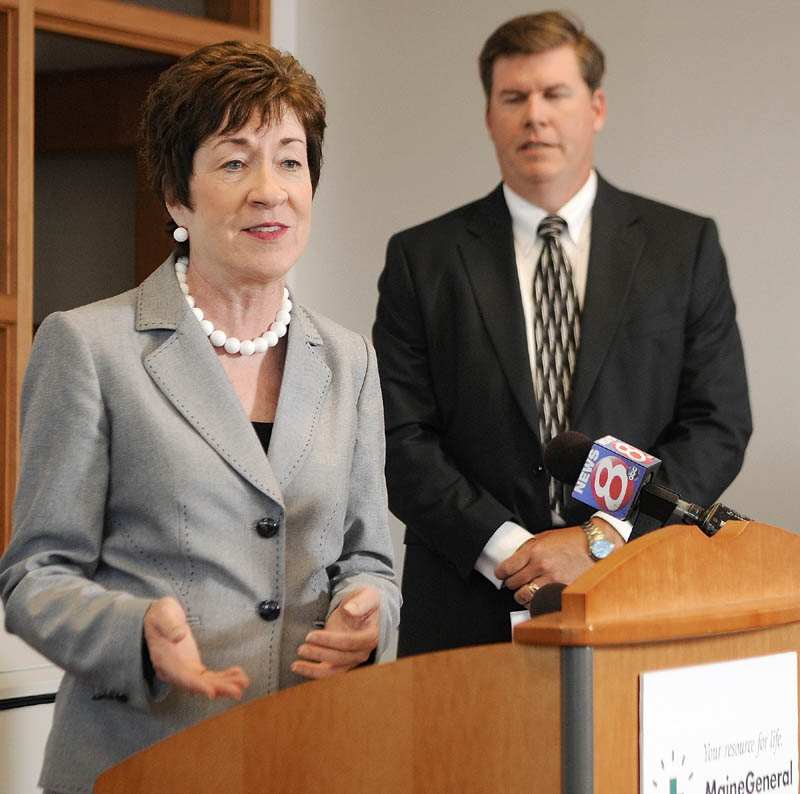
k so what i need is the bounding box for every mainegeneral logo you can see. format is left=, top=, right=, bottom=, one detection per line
left=651, top=750, right=694, bottom=792
left=650, top=752, right=793, bottom=793
left=650, top=756, right=794, bottom=793
left=704, top=761, right=793, bottom=793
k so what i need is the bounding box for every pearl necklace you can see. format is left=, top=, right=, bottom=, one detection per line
left=174, top=256, right=292, bottom=356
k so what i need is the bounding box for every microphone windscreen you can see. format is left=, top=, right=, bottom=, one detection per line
left=543, top=431, right=593, bottom=485
left=528, top=582, right=567, bottom=617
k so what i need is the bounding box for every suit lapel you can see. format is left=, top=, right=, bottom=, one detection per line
left=461, top=186, right=541, bottom=437
left=137, top=259, right=284, bottom=505
left=570, top=175, right=645, bottom=421
left=268, top=306, right=331, bottom=491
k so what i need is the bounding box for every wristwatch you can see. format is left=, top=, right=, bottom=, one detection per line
left=582, top=518, right=615, bottom=561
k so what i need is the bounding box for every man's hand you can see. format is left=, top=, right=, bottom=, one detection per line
left=143, top=596, right=250, bottom=700
left=291, top=587, right=380, bottom=680
left=494, top=521, right=623, bottom=606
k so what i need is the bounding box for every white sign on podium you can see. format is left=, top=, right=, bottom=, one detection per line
left=640, top=652, right=798, bottom=794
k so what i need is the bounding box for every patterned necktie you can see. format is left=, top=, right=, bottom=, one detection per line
left=533, top=215, right=581, bottom=513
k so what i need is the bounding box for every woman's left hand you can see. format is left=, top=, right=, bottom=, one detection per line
left=291, top=587, right=380, bottom=680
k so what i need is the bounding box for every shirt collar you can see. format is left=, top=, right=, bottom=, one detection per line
left=504, top=170, right=598, bottom=255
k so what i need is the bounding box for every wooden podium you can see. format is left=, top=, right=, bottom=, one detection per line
left=94, top=521, right=800, bottom=793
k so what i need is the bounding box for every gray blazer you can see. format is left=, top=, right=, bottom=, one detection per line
left=0, top=257, right=400, bottom=794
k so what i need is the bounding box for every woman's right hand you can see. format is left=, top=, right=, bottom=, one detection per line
left=143, top=596, right=250, bottom=700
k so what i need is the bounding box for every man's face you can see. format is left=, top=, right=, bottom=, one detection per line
left=485, top=44, right=606, bottom=210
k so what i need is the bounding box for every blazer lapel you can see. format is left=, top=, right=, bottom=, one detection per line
left=570, top=175, right=645, bottom=421
left=137, top=259, right=284, bottom=505
left=461, top=186, right=541, bottom=437
left=267, top=306, right=331, bottom=491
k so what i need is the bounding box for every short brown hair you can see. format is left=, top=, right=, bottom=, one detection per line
left=478, top=11, right=605, bottom=100
left=142, top=40, right=326, bottom=211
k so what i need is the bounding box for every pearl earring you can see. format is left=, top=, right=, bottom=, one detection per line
left=173, top=226, right=189, bottom=243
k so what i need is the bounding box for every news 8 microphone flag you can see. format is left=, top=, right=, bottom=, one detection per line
left=570, top=435, right=661, bottom=520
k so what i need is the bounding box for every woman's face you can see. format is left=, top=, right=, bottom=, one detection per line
left=168, top=110, right=312, bottom=285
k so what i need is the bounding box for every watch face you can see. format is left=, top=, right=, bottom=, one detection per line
left=590, top=538, right=615, bottom=560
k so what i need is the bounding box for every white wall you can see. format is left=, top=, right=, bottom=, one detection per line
left=0, top=604, right=62, bottom=794
left=275, top=0, right=800, bottom=544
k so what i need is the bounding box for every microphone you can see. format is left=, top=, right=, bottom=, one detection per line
left=544, top=431, right=661, bottom=520
left=528, top=582, right=566, bottom=617
left=544, top=431, right=750, bottom=537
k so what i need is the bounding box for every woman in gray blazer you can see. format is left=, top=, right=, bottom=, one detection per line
left=0, top=42, right=400, bottom=794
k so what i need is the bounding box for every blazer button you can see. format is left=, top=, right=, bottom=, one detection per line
left=255, top=517, right=280, bottom=538
left=258, top=600, right=281, bottom=621
left=534, top=465, right=545, bottom=476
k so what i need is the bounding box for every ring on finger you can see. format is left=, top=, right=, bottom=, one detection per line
left=527, top=580, right=540, bottom=596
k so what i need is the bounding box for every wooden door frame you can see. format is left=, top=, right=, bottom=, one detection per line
left=2, top=0, right=34, bottom=549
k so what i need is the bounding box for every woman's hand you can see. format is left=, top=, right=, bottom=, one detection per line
left=143, top=596, right=250, bottom=699
left=291, top=587, right=381, bottom=680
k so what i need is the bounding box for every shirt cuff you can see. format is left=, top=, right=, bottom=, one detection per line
left=594, top=511, right=633, bottom=542
left=475, top=521, right=535, bottom=589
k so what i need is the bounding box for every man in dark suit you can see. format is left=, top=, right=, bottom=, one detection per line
left=372, top=11, right=751, bottom=657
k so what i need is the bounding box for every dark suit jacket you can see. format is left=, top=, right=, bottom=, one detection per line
left=372, top=175, right=751, bottom=656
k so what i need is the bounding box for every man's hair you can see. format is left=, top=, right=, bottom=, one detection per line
left=478, top=11, right=605, bottom=100
left=142, top=40, right=326, bottom=210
